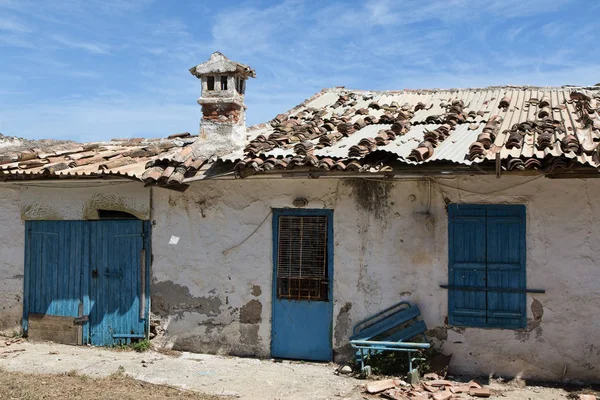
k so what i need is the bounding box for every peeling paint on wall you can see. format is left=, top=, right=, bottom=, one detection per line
left=239, top=300, right=262, bottom=324
left=250, top=285, right=262, bottom=297
left=333, top=302, right=352, bottom=347
left=152, top=281, right=222, bottom=318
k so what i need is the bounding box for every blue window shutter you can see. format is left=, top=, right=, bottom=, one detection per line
left=448, top=205, right=487, bottom=327
left=486, top=206, right=526, bottom=329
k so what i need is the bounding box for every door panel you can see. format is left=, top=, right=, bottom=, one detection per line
left=23, top=221, right=86, bottom=344
left=89, top=221, right=147, bottom=346
left=271, top=210, right=334, bottom=361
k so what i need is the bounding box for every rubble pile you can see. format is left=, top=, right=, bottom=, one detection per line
left=364, top=373, right=493, bottom=399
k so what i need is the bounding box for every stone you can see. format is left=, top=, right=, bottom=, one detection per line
left=578, top=395, right=597, bottom=400
left=339, top=365, right=352, bottom=374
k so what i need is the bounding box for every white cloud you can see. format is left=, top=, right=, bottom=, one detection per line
left=50, top=34, right=111, bottom=54
left=0, top=16, right=30, bottom=32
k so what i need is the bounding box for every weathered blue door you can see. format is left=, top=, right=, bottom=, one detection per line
left=88, top=221, right=149, bottom=345
left=271, top=209, right=334, bottom=361
left=23, top=220, right=150, bottom=345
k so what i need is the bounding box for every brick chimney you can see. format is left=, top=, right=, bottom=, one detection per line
left=189, top=52, right=256, bottom=157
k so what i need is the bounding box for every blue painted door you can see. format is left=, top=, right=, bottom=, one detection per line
left=89, top=221, right=149, bottom=345
left=23, top=220, right=150, bottom=345
left=448, top=205, right=526, bottom=329
left=271, top=209, right=334, bottom=361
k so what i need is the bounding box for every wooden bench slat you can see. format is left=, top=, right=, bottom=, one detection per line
left=384, top=320, right=427, bottom=342
left=350, top=305, right=420, bottom=341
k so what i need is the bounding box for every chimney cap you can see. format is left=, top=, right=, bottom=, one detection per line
left=189, top=51, right=256, bottom=79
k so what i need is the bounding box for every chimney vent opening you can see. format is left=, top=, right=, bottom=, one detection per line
left=207, top=76, right=215, bottom=91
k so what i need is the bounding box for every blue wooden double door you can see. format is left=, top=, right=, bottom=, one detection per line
left=23, top=220, right=151, bottom=346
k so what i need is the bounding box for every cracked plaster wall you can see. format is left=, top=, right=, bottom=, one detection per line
left=152, top=176, right=600, bottom=382
left=0, top=187, right=25, bottom=334
left=0, top=176, right=597, bottom=381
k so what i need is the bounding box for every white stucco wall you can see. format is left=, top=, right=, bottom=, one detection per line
left=151, top=176, right=600, bottom=382
left=0, top=181, right=150, bottom=334
left=0, top=187, right=25, bottom=334
left=0, top=176, right=598, bottom=382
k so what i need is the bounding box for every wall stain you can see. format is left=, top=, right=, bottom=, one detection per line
left=427, top=326, right=448, bottom=341
left=344, top=179, right=393, bottom=220
left=251, top=285, right=262, bottom=297
left=520, top=298, right=544, bottom=339
left=333, top=302, right=352, bottom=347
left=239, top=324, right=260, bottom=345
left=410, top=248, right=433, bottom=265
left=151, top=281, right=222, bottom=317
left=240, top=299, right=262, bottom=324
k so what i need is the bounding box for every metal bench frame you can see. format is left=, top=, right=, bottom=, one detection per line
left=349, top=301, right=431, bottom=376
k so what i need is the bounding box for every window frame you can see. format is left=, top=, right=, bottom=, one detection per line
left=272, top=208, right=334, bottom=303
left=447, top=204, right=527, bottom=329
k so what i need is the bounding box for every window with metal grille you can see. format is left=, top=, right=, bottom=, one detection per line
left=276, top=215, right=329, bottom=301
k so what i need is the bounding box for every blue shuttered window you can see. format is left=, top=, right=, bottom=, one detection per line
left=448, top=204, right=526, bottom=329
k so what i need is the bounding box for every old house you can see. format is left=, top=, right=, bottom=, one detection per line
left=1, top=52, right=599, bottom=381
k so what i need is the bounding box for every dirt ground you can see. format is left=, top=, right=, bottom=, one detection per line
left=0, top=337, right=598, bottom=400
left=0, top=368, right=219, bottom=400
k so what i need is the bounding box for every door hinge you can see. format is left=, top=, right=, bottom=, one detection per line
left=74, top=315, right=89, bottom=324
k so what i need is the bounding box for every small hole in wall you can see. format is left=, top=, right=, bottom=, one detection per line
left=221, top=76, right=228, bottom=90
left=207, top=76, right=215, bottom=91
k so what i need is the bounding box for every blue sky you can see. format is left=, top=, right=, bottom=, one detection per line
left=0, top=0, right=598, bottom=142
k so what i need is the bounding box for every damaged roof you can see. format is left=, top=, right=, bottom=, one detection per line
left=0, top=132, right=201, bottom=188
left=2, top=85, right=600, bottom=189
left=231, top=85, right=600, bottom=177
